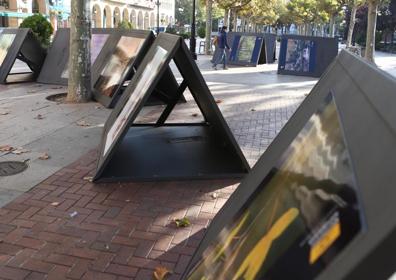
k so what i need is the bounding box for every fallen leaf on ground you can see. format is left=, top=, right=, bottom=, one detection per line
left=174, top=217, right=191, bottom=228
left=251, top=108, right=256, bottom=112
left=191, top=113, right=198, bottom=117
left=0, top=145, right=14, bottom=152
left=12, top=148, right=30, bottom=155
left=83, top=176, right=93, bottom=182
left=215, top=99, right=223, bottom=104
left=77, top=120, right=91, bottom=127
left=0, top=111, right=10, bottom=115
left=38, top=153, right=50, bottom=160
left=34, top=114, right=44, bottom=120
left=153, top=266, right=172, bottom=280
left=50, top=202, right=60, bottom=206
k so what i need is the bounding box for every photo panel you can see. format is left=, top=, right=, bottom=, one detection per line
left=228, top=33, right=264, bottom=66
left=0, top=33, right=16, bottom=66
left=184, top=50, right=396, bottom=280
left=278, top=35, right=338, bottom=77
left=37, top=28, right=115, bottom=85
left=284, top=39, right=316, bottom=72
left=60, top=33, right=111, bottom=79
left=95, top=34, right=180, bottom=178
left=93, top=35, right=147, bottom=105
left=0, top=28, right=46, bottom=84
left=185, top=92, right=363, bottom=280
left=103, top=45, right=169, bottom=156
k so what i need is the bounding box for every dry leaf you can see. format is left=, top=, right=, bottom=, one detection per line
left=174, top=217, right=191, bottom=228
left=0, top=111, right=10, bottom=115
left=191, top=113, right=198, bottom=117
left=39, top=153, right=50, bottom=160
left=83, top=176, right=93, bottom=182
left=215, top=99, right=223, bottom=104
left=51, top=202, right=60, bottom=206
left=12, top=148, right=30, bottom=155
left=0, top=145, right=14, bottom=152
left=77, top=120, right=91, bottom=127
left=153, top=266, right=172, bottom=280
left=34, top=114, right=44, bottom=120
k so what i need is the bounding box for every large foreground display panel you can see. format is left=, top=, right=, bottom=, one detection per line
left=183, top=51, right=396, bottom=280
left=186, top=93, right=362, bottom=279
left=94, top=33, right=249, bottom=182
left=278, top=35, right=338, bottom=77
left=0, top=28, right=46, bottom=84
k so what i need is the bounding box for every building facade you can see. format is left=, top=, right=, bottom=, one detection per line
left=0, top=0, right=175, bottom=30
left=91, top=0, right=174, bottom=29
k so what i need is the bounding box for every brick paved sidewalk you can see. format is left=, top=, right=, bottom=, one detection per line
left=0, top=150, right=239, bottom=279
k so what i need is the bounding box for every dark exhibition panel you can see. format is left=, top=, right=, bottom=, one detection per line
left=0, top=28, right=46, bottom=84
left=278, top=34, right=338, bottom=77
left=92, top=30, right=184, bottom=108
left=92, top=29, right=154, bottom=108
left=228, top=32, right=276, bottom=66
left=183, top=50, right=396, bottom=280
left=93, top=33, right=250, bottom=182
left=37, top=28, right=114, bottom=85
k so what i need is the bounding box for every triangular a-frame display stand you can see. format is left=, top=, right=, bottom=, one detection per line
left=182, top=51, right=396, bottom=280
left=0, top=28, right=46, bottom=84
left=92, top=30, right=185, bottom=108
left=94, top=33, right=250, bottom=182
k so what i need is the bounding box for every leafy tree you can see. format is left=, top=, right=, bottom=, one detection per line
left=20, top=14, right=53, bottom=48
left=118, top=20, right=134, bottom=29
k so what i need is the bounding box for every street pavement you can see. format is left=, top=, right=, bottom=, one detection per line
left=0, top=50, right=394, bottom=279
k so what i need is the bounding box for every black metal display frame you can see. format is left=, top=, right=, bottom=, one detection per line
left=37, top=28, right=114, bottom=85
left=93, top=33, right=249, bottom=182
left=277, top=34, right=338, bottom=77
left=0, top=28, right=46, bottom=84
left=183, top=50, right=396, bottom=280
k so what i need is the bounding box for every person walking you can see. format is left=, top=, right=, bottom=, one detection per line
left=212, top=26, right=230, bottom=70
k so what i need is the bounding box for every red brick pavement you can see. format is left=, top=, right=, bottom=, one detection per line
left=0, top=150, right=239, bottom=279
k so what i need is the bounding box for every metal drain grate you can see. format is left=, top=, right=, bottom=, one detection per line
left=0, top=161, right=28, bottom=176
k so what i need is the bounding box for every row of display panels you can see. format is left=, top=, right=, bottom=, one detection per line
left=0, top=29, right=338, bottom=88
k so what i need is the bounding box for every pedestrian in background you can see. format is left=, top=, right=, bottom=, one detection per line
left=210, top=27, right=221, bottom=64
left=212, top=26, right=231, bottom=70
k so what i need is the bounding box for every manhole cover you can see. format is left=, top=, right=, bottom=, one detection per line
left=0, top=161, right=28, bottom=176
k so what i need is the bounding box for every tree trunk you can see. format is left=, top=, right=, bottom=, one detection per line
left=329, top=14, right=335, bottom=37
left=347, top=4, right=357, bottom=47
left=67, top=0, right=91, bottom=103
left=205, top=0, right=212, bottom=55
left=365, top=0, right=378, bottom=63
left=232, top=9, right=237, bottom=31
left=224, top=9, right=229, bottom=27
